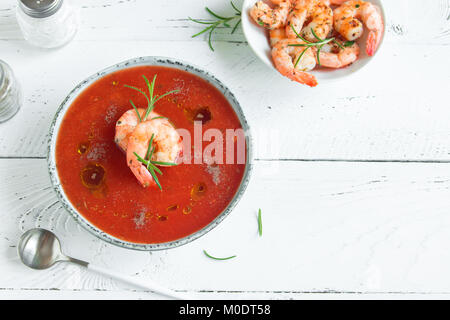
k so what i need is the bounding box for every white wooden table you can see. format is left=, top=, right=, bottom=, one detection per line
left=0, top=0, right=450, bottom=300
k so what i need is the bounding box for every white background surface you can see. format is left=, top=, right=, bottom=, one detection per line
left=0, top=0, right=450, bottom=299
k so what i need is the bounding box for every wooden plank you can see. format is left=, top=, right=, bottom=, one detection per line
left=0, top=39, right=449, bottom=160
left=2, top=289, right=450, bottom=300
left=1, top=0, right=449, bottom=44
left=2, top=158, right=450, bottom=295
left=1, top=0, right=449, bottom=160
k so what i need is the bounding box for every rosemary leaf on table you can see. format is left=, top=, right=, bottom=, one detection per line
left=189, top=1, right=241, bottom=51
left=203, top=250, right=237, bottom=261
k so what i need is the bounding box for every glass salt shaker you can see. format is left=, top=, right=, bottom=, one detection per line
left=0, top=60, right=22, bottom=123
left=16, top=0, right=79, bottom=49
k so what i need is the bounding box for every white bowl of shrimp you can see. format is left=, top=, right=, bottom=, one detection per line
left=242, top=0, right=386, bottom=87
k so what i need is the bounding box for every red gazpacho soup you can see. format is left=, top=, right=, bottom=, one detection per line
left=55, top=65, right=246, bottom=244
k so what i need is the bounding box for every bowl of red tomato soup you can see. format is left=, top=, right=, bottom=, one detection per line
left=48, top=56, right=252, bottom=250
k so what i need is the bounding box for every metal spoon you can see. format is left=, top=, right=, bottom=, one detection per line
left=18, top=228, right=187, bottom=299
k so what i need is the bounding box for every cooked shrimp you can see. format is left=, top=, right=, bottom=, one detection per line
left=323, top=0, right=349, bottom=5
left=114, top=108, right=159, bottom=152
left=286, top=0, right=333, bottom=42
left=313, top=41, right=360, bottom=68
left=285, top=0, right=311, bottom=39
left=250, top=0, right=291, bottom=29
left=301, top=2, right=333, bottom=41
left=333, top=0, right=383, bottom=56
left=126, top=118, right=183, bottom=188
left=269, top=27, right=287, bottom=47
left=272, top=38, right=318, bottom=87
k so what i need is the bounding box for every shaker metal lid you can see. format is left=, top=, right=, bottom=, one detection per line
left=19, top=0, right=63, bottom=18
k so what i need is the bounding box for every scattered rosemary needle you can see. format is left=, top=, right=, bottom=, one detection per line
left=203, top=250, right=236, bottom=261
left=258, top=208, right=262, bottom=237
left=189, top=1, right=241, bottom=51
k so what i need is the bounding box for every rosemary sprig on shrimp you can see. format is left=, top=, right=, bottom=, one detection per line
left=288, top=25, right=353, bottom=67
left=133, top=133, right=178, bottom=190
left=189, top=1, right=241, bottom=51
left=116, top=76, right=183, bottom=190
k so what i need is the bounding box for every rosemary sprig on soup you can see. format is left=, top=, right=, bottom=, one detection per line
left=124, top=75, right=179, bottom=122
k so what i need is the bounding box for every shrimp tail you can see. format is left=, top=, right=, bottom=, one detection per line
left=272, top=38, right=318, bottom=87
left=294, top=71, right=318, bottom=87
left=328, top=0, right=349, bottom=5
left=277, top=65, right=318, bottom=87
left=129, top=157, right=157, bottom=188
left=366, top=31, right=376, bottom=56
left=137, top=166, right=157, bottom=188
left=366, top=26, right=383, bottom=56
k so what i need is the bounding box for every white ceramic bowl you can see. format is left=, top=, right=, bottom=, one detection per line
left=241, top=0, right=386, bottom=83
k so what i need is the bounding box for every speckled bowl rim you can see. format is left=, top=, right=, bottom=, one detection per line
left=47, top=56, right=253, bottom=251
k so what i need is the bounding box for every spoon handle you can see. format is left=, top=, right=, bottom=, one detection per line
left=87, top=264, right=188, bottom=300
